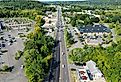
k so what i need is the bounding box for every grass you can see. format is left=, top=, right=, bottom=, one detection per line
left=68, top=58, right=74, bottom=64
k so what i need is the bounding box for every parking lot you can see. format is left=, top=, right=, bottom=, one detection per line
left=0, top=29, right=29, bottom=82
left=66, top=25, right=84, bottom=51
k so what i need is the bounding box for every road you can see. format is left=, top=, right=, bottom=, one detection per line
left=48, top=6, right=70, bottom=82
left=58, top=6, right=70, bottom=82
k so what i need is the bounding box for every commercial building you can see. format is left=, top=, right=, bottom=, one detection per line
left=76, top=60, right=106, bottom=82
left=85, top=60, right=104, bottom=80
left=79, top=24, right=111, bottom=45
left=80, top=24, right=111, bottom=35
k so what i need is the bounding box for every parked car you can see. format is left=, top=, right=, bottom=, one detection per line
left=67, top=48, right=69, bottom=51
left=0, top=51, right=2, bottom=55
left=8, top=34, right=11, bottom=36
left=2, top=44, right=5, bottom=47
left=8, top=43, right=12, bottom=46
left=62, top=52, right=65, bottom=55
left=0, top=61, right=4, bottom=64
left=20, top=65, right=24, bottom=69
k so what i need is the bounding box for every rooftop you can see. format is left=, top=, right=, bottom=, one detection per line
left=86, top=60, right=102, bottom=75
left=80, top=24, right=111, bottom=33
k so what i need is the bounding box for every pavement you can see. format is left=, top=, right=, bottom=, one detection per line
left=68, top=64, right=83, bottom=69
left=0, top=29, right=29, bottom=82
left=66, top=26, right=84, bottom=51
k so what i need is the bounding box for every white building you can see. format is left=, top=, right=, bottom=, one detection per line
left=86, top=60, right=104, bottom=80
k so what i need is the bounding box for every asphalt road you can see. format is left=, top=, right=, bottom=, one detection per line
left=48, top=6, right=70, bottom=82
left=60, top=30, right=70, bottom=82
left=58, top=6, right=70, bottom=82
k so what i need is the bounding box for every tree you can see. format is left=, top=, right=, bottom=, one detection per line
left=109, top=22, right=115, bottom=29
left=71, top=18, right=76, bottom=27
left=116, top=29, right=121, bottom=35
left=2, top=65, right=9, bottom=71
left=69, top=43, right=121, bottom=82
left=91, top=17, right=100, bottom=23
left=15, top=50, right=23, bottom=60
left=84, top=17, right=93, bottom=25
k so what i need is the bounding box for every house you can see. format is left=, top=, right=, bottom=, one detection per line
left=85, top=60, right=104, bottom=80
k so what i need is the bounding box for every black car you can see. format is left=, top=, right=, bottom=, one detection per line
left=2, top=44, right=5, bottom=47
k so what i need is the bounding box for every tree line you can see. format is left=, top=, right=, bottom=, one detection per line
left=23, top=15, right=54, bottom=82
left=0, top=0, right=56, bottom=19
left=63, top=13, right=100, bottom=27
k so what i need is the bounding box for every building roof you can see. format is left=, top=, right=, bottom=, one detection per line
left=86, top=60, right=102, bottom=75
left=80, top=24, right=111, bottom=33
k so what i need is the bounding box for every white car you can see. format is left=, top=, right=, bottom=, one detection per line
left=62, top=65, right=65, bottom=68
left=8, top=43, right=12, bottom=45
left=20, top=65, right=24, bottom=69
left=62, top=52, right=65, bottom=55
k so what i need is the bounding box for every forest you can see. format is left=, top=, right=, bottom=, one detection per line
left=0, top=0, right=56, bottom=19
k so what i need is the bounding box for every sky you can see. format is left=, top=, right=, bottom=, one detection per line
left=38, top=0, right=86, bottom=2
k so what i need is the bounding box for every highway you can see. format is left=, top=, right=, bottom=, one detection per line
left=48, top=6, right=70, bottom=82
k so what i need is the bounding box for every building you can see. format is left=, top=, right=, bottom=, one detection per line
left=79, top=24, right=111, bottom=45
left=42, top=13, right=56, bottom=33
left=85, top=60, right=104, bottom=80
left=80, top=24, right=111, bottom=35
left=76, top=60, right=106, bottom=82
